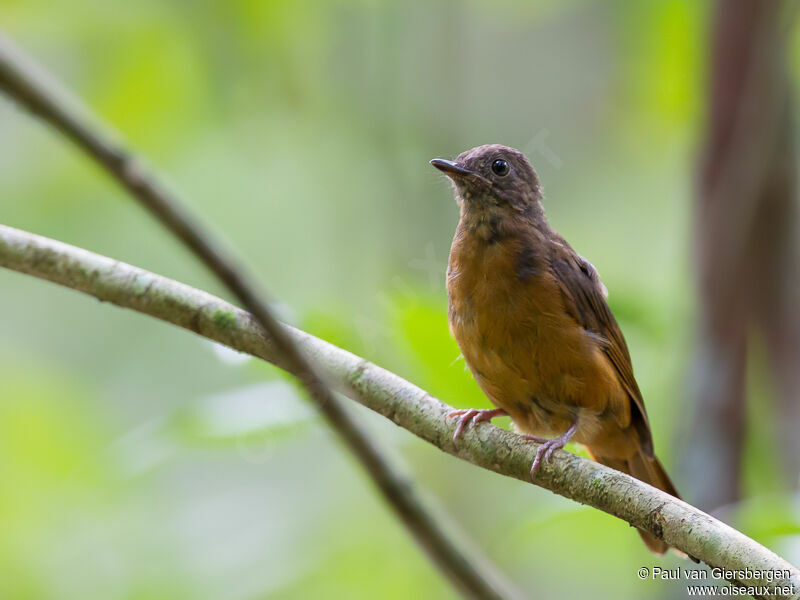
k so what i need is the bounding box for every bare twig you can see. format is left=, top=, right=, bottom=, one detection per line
left=0, top=33, right=521, bottom=600
left=1, top=224, right=799, bottom=600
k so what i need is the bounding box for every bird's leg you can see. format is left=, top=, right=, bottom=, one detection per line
left=446, top=408, right=507, bottom=449
left=522, top=421, right=579, bottom=479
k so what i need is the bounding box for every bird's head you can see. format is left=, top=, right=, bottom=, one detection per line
left=430, top=144, right=542, bottom=216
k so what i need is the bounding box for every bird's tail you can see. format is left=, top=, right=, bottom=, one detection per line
left=587, top=448, right=680, bottom=556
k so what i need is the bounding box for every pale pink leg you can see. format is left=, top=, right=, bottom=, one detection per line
left=446, top=408, right=507, bottom=449
left=522, top=421, right=578, bottom=479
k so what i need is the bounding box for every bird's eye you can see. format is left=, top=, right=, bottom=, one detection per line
left=491, top=159, right=510, bottom=176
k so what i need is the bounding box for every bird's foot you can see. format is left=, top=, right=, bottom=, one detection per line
left=446, top=408, right=507, bottom=449
left=522, top=422, right=578, bottom=480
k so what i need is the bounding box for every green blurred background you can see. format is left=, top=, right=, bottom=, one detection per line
left=1, top=1, right=798, bottom=598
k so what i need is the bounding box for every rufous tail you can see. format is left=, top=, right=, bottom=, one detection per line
left=588, top=448, right=680, bottom=555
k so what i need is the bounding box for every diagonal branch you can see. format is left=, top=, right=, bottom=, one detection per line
left=1, top=224, right=799, bottom=600
left=0, top=32, right=520, bottom=600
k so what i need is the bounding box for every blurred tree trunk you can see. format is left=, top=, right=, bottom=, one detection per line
left=687, top=0, right=799, bottom=511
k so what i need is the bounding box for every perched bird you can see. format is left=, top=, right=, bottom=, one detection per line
left=431, top=144, right=680, bottom=555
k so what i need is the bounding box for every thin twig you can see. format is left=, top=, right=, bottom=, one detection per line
left=0, top=33, right=521, bottom=600
left=1, top=224, right=799, bottom=600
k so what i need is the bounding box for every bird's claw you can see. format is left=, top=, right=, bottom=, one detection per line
left=522, top=422, right=578, bottom=480
left=530, top=439, right=562, bottom=476
left=447, top=408, right=506, bottom=449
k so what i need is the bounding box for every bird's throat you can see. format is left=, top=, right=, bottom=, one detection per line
left=459, top=203, right=508, bottom=245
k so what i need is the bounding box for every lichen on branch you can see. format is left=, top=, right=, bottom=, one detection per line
left=1, top=223, right=798, bottom=600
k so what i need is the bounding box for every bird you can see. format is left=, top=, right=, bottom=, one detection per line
left=431, top=144, right=680, bottom=555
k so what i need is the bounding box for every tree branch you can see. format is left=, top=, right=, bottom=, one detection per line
left=0, top=33, right=521, bottom=600
left=1, top=224, right=798, bottom=600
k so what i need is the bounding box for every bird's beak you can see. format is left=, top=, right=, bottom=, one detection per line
left=429, top=158, right=475, bottom=178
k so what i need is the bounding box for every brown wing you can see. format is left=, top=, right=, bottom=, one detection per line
left=549, top=242, right=654, bottom=456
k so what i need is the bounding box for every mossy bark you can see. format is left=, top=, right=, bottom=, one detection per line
left=1, top=223, right=799, bottom=600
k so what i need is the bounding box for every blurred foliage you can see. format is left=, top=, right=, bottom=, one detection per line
left=1, top=1, right=799, bottom=599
